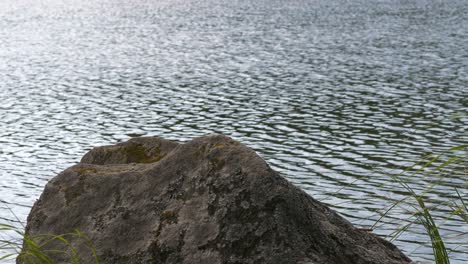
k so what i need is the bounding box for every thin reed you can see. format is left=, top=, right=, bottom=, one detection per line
left=0, top=222, right=99, bottom=263
left=374, top=144, right=467, bottom=264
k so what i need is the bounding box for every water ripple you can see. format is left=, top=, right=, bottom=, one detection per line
left=1, top=0, right=467, bottom=262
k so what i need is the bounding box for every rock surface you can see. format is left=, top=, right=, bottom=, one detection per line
left=20, top=135, right=412, bottom=264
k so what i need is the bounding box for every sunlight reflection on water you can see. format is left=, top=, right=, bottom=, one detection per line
left=0, top=0, right=467, bottom=262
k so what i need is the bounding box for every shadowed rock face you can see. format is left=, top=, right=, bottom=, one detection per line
left=20, top=135, right=412, bottom=264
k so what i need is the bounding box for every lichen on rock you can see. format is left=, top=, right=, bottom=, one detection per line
left=20, top=134, right=412, bottom=264
left=80, top=136, right=178, bottom=165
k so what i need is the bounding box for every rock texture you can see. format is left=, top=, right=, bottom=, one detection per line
left=21, top=135, right=412, bottom=264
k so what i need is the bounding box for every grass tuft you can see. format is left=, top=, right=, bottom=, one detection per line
left=0, top=221, right=99, bottom=263
left=374, top=144, right=467, bottom=264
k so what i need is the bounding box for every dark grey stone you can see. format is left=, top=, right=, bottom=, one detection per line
left=20, top=134, right=412, bottom=264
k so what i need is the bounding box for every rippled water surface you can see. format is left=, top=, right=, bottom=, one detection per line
left=1, top=0, right=467, bottom=262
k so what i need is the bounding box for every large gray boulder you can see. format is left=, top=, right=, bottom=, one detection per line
left=20, top=135, right=412, bottom=264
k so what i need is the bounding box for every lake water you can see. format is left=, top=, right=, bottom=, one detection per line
left=0, top=0, right=467, bottom=262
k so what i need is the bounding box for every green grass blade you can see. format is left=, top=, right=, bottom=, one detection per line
left=0, top=253, right=16, bottom=260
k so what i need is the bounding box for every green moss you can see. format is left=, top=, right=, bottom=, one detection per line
left=193, top=143, right=226, bottom=159
left=213, top=143, right=225, bottom=148
left=193, top=145, right=207, bottom=159
left=160, top=211, right=178, bottom=224
left=73, top=167, right=98, bottom=175
left=124, top=143, right=164, bottom=163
